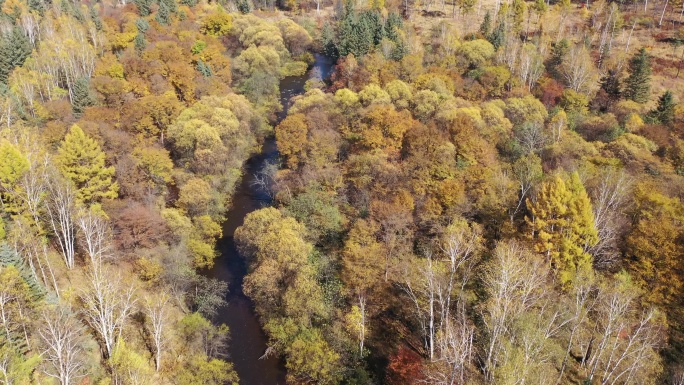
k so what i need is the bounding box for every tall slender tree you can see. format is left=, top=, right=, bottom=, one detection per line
left=624, top=48, right=652, bottom=103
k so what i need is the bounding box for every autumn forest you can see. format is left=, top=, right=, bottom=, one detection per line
left=0, top=0, right=682, bottom=382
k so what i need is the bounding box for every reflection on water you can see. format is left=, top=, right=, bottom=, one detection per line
left=205, top=53, right=335, bottom=385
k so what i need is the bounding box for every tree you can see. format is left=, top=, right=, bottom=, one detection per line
left=647, top=91, right=676, bottom=125
left=275, top=113, right=308, bottom=169
left=560, top=45, right=597, bottom=94
left=80, top=262, right=136, bottom=358
left=200, top=12, right=233, bottom=36
left=46, top=175, right=77, bottom=269
left=110, top=339, right=153, bottom=384
left=0, top=28, right=32, bottom=85
left=479, top=10, right=492, bottom=36
left=0, top=139, right=29, bottom=215
left=38, top=306, right=87, bottom=385
left=56, top=125, right=118, bottom=205
left=71, top=77, right=95, bottom=116
left=481, top=241, right=553, bottom=383
left=526, top=173, right=598, bottom=285
left=627, top=186, right=684, bottom=308
left=155, top=1, right=171, bottom=25
left=624, top=48, right=652, bottom=103
left=134, top=0, right=151, bottom=15
left=145, top=294, right=169, bottom=372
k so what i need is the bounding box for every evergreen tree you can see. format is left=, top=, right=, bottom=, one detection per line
left=647, top=91, right=676, bottom=125
left=0, top=28, right=32, bottom=85
left=136, top=18, right=150, bottom=33
left=0, top=245, right=44, bottom=299
left=479, top=10, right=492, bottom=37
left=321, top=22, right=338, bottom=58
left=599, top=68, right=621, bottom=100
left=61, top=0, right=85, bottom=21
left=134, top=33, right=147, bottom=54
left=134, top=0, right=151, bottom=16
left=155, top=1, right=171, bottom=25
left=385, top=12, right=403, bottom=42
left=487, top=22, right=505, bottom=50
left=28, top=0, right=46, bottom=14
left=546, top=39, right=569, bottom=80
left=235, top=0, right=251, bottom=13
left=56, top=125, right=118, bottom=205
left=197, top=60, right=213, bottom=77
left=90, top=7, right=103, bottom=30
left=526, top=172, right=598, bottom=285
left=71, top=77, right=95, bottom=116
left=624, top=47, right=652, bottom=103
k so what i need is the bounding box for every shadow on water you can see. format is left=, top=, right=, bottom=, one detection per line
left=205, top=53, right=335, bottom=385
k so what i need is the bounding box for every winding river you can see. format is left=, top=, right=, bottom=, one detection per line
left=207, top=53, right=335, bottom=385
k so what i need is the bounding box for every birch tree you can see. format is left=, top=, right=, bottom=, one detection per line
left=38, top=306, right=87, bottom=385
left=145, top=293, right=169, bottom=372
left=80, top=262, right=136, bottom=358
left=76, top=208, right=112, bottom=264
left=46, top=174, right=76, bottom=269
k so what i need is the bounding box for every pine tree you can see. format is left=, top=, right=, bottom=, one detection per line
left=321, top=23, right=338, bottom=58
left=134, top=0, right=151, bottom=16
left=0, top=28, right=32, bottom=85
left=71, top=77, right=95, bottom=116
left=197, top=60, right=213, bottom=77
left=155, top=1, right=171, bottom=25
left=599, top=68, right=621, bottom=99
left=90, top=6, right=103, bottom=30
left=56, top=125, right=118, bottom=205
left=547, top=39, right=569, bottom=80
left=479, top=10, right=492, bottom=37
left=487, top=22, right=505, bottom=50
left=647, top=91, right=676, bottom=125
left=526, top=172, right=598, bottom=285
left=28, top=0, right=46, bottom=14
left=624, top=47, right=652, bottom=103
left=134, top=33, right=147, bottom=55
left=0, top=245, right=44, bottom=299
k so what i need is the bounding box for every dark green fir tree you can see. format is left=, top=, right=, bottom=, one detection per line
left=624, top=47, right=652, bottom=103
left=647, top=91, right=676, bottom=125
left=0, top=28, right=32, bottom=85
left=479, top=10, right=492, bottom=37
left=71, top=77, right=96, bottom=116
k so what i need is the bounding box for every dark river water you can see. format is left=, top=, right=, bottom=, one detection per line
left=207, top=53, right=335, bottom=385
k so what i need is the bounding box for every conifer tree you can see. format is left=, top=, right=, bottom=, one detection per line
left=90, top=7, right=103, bottom=30
left=56, top=125, right=118, bottom=205
left=647, top=91, right=676, bottom=125
left=624, top=48, right=652, bottom=103
left=321, top=23, right=338, bottom=58
left=479, top=10, right=492, bottom=37
left=71, top=77, right=95, bottom=116
left=547, top=39, right=569, bottom=80
left=526, top=172, right=598, bottom=285
left=134, top=33, right=147, bottom=55
left=155, top=1, right=171, bottom=25
left=0, top=28, right=32, bottom=85
left=599, top=68, right=621, bottom=99
left=134, top=0, right=152, bottom=16
left=487, top=22, right=505, bottom=50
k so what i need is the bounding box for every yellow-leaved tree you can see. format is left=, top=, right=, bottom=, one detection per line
left=526, top=172, right=598, bottom=285
left=56, top=125, right=118, bottom=205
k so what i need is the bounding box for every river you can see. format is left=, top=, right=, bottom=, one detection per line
left=207, top=53, right=335, bottom=385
